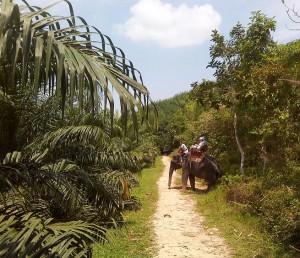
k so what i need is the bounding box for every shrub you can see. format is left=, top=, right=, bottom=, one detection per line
left=224, top=177, right=264, bottom=215
left=260, top=186, right=300, bottom=248
left=219, top=174, right=244, bottom=185
left=224, top=174, right=300, bottom=249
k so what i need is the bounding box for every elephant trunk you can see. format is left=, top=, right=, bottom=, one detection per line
left=168, top=165, right=174, bottom=189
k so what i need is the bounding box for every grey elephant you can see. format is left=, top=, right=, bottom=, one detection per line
left=168, top=152, right=219, bottom=190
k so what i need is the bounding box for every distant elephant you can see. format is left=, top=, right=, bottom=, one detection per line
left=182, top=153, right=219, bottom=191
left=168, top=154, right=182, bottom=189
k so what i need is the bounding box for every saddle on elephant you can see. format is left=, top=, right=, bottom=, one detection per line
left=189, top=147, right=205, bottom=163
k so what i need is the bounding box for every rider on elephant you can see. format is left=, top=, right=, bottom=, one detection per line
left=189, top=136, right=209, bottom=164
left=181, top=135, right=219, bottom=191
left=169, top=136, right=219, bottom=190
left=178, top=139, right=188, bottom=162
left=196, top=136, right=208, bottom=153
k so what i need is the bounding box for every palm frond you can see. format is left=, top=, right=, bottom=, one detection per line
left=0, top=211, right=106, bottom=258
left=24, top=124, right=142, bottom=170
left=27, top=125, right=109, bottom=151
left=0, top=0, right=154, bottom=131
left=2, top=151, right=22, bottom=164
left=0, top=161, right=127, bottom=221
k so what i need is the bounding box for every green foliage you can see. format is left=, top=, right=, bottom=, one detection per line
left=219, top=174, right=244, bottom=186
left=0, top=162, right=110, bottom=257
left=0, top=90, right=18, bottom=157
left=279, top=39, right=300, bottom=78
left=224, top=178, right=264, bottom=215
left=154, top=92, right=191, bottom=152
left=0, top=0, right=159, bottom=256
left=242, top=11, right=277, bottom=69
left=260, top=186, right=300, bottom=246
left=93, top=157, right=164, bottom=257
left=183, top=106, right=233, bottom=153
left=0, top=210, right=106, bottom=258
left=161, top=10, right=300, bottom=252
left=0, top=0, right=152, bottom=133
left=190, top=80, right=222, bottom=109
left=132, top=135, right=160, bottom=168
left=195, top=185, right=297, bottom=257
left=14, top=93, right=62, bottom=148
left=225, top=176, right=300, bottom=249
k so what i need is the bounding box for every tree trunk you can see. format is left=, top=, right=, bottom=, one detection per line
left=233, top=113, right=245, bottom=175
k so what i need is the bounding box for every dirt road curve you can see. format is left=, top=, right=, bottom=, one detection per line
left=153, top=156, right=231, bottom=258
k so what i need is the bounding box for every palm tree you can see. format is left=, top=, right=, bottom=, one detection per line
left=0, top=0, right=156, bottom=256
left=0, top=0, right=151, bottom=126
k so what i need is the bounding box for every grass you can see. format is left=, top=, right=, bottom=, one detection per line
left=93, top=157, right=297, bottom=258
left=92, top=156, right=164, bottom=258
left=191, top=184, right=297, bottom=258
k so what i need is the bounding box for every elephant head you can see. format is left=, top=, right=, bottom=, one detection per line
left=168, top=154, right=182, bottom=189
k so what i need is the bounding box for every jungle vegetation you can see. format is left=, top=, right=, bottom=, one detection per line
left=155, top=10, right=300, bottom=252
left=1, top=0, right=300, bottom=256
left=0, top=0, right=158, bottom=257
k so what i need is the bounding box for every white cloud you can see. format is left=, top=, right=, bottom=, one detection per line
left=115, top=0, right=221, bottom=48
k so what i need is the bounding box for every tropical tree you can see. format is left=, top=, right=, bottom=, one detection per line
left=206, top=11, right=277, bottom=175
left=0, top=0, right=157, bottom=256
left=0, top=0, right=151, bottom=130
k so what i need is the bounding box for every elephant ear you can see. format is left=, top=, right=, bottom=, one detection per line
left=205, top=155, right=219, bottom=171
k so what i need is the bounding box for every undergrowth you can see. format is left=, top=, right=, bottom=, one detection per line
left=193, top=184, right=298, bottom=258
left=93, top=156, right=164, bottom=257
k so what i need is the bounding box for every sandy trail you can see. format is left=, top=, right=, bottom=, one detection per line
left=153, top=156, right=231, bottom=258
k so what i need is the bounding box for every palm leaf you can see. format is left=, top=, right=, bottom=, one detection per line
left=27, top=125, right=109, bottom=151
left=2, top=151, right=22, bottom=164
left=0, top=212, right=105, bottom=258
left=0, top=0, right=155, bottom=130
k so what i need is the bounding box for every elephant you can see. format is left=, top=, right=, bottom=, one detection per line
left=181, top=153, right=219, bottom=191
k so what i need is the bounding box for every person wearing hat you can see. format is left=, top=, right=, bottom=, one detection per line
left=197, top=136, right=208, bottom=153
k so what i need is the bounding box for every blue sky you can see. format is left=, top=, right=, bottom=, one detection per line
left=19, top=0, right=300, bottom=101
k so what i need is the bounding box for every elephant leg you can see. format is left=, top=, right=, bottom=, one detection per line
left=207, top=174, right=217, bottom=191
left=182, top=169, right=189, bottom=190
left=168, top=166, right=174, bottom=189
left=189, top=174, right=196, bottom=191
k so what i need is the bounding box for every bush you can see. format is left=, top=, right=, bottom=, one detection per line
left=219, top=174, right=244, bottom=185
left=260, top=186, right=300, bottom=248
left=224, top=177, right=264, bottom=215
left=284, top=161, right=300, bottom=193
left=133, top=140, right=160, bottom=168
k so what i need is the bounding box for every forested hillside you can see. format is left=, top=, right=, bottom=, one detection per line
left=155, top=11, right=300, bottom=252
left=153, top=92, right=190, bottom=153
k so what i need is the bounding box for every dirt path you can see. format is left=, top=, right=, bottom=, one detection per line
left=153, top=156, right=231, bottom=258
